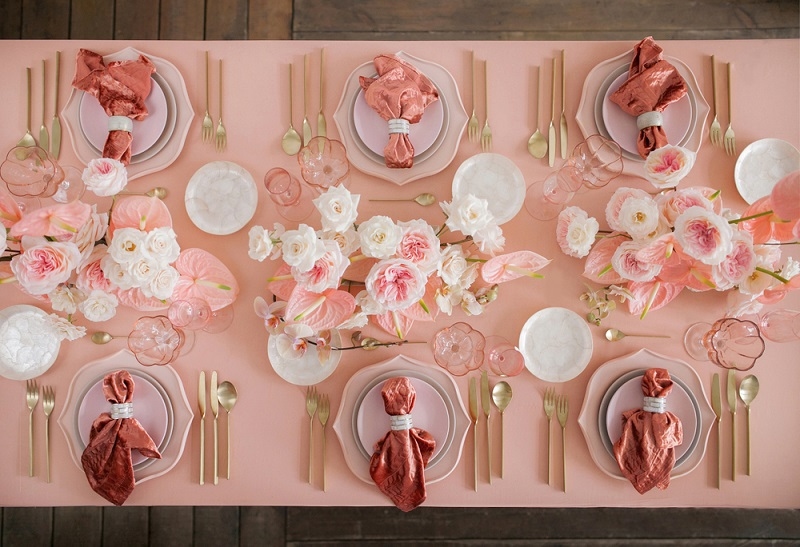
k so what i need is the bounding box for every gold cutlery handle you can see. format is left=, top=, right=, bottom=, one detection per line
left=321, top=427, right=327, bottom=492
left=731, top=411, right=736, bottom=481
left=213, top=417, right=219, bottom=485
left=218, top=59, right=223, bottom=121
left=471, top=50, right=476, bottom=115
left=551, top=57, right=556, bottom=120
left=710, top=55, right=717, bottom=117
left=308, top=416, right=314, bottom=485
left=746, top=407, right=751, bottom=476
left=486, top=416, right=492, bottom=485
left=45, top=417, right=50, bottom=483
left=547, top=419, right=552, bottom=486
left=205, top=51, right=210, bottom=112
left=726, top=63, right=733, bottom=123
left=54, top=51, right=60, bottom=111
left=499, top=413, right=505, bottom=479
left=41, top=59, right=46, bottom=122
left=483, top=59, right=488, bottom=122
left=716, top=418, right=722, bottom=489
left=26, top=67, right=32, bottom=131
left=562, top=426, right=567, bottom=493
left=472, top=421, right=478, bottom=492
left=28, top=409, right=34, bottom=477
left=226, top=414, right=232, bottom=480
left=199, top=417, right=205, bottom=485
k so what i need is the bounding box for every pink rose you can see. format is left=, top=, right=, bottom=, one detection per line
left=365, top=258, right=427, bottom=312
left=396, top=219, right=442, bottom=274
left=657, top=187, right=714, bottom=226
left=82, top=158, right=128, bottom=197
left=673, top=206, right=733, bottom=265
left=10, top=236, right=82, bottom=295
left=713, top=231, right=756, bottom=289
left=612, top=241, right=662, bottom=282
left=76, top=244, right=113, bottom=293
left=643, top=144, right=696, bottom=189
left=291, top=239, right=349, bottom=293
left=605, top=187, right=652, bottom=232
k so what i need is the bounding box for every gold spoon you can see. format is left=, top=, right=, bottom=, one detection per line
left=491, top=381, right=512, bottom=479
left=217, top=380, right=238, bottom=480
left=39, top=60, right=49, bottom=153
left=369, top=192, right=436, bottom=207
left=90, top=331, right=126, bottom=344
left=527, top=65, right=547, bottom=159
left=282, top=63, right=302, bottom=155
left=317, top=47, right=327, bottom=137
left=118, top=186, right=168, bottom=199
left=302, top=53, right=312, bottom=147
left=605, top=328, right=671, bottom=342
left=738, top=374, right=759, bottom=476
left=18, top=67, right=36, bottom=149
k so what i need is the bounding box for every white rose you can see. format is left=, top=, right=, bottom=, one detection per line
left=472, top=223, right=506, bottom=255
left=320, top=228, right=360, bottom=256
left=144, top=227, right=180, bottom=264
left=357, top=215, right=402, bottom=259
left=617, top=196, right=660, bottom=240
left=313, top=185, right=360, bottom=233
left=48, top=285, right=86, bottom=315
left=280, top=224, right=326, bottom=273
left=556, top=206, right=599, bottom=258
left=69, top=205, right=109, bottom=267
left=0, top=224, right=6, bottom=256
left=78, top=289, right=119, bottom=322
left=248, top=226, right=273, bottom=262
left=437, top=245, right=478, bottom=288
left=126, top=256, right=160, bottom=287
left=147, top=265, right=180, bottom=300
left=81, top=158, right=128, bottom=197
left=441, top=194, right=494, bottom=236
left=101, top=254, right=136, bottom=290
left=109, top=227, right=147, bottom=265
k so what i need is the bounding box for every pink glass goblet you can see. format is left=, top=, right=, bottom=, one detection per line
left=1, top=146, right=61, bottom=198
left=759, top=309, right=800, bottom=343
left=569, top=134, right=624, bottom=189
left=683, top=321, right=713, bottom=361
left=48, top=164, right=86, bottom=204
left=202, top=304, right=235, bottom=334
left=432, top=322, right=485, bottom=376
left=264, top=167, right=315, bottom=222
left=524, top=172, right=574, bottom=221
left=297, top=136, right=349, bottom=190
left=168, top=298, right=212, bottom=330
left=702, top=317, right=765, bottom=371
left=128, top=315, right=186, bottom=366
left=484, top=335, right=525, bottom=377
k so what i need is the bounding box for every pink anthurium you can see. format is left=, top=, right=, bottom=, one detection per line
left=626, top=280, right=684, bottom=318
left=116, top=286, right=169, bottom=311
left=0, top=186, right=22, bottom=228
left=480, top=250, right=551, bottom=283
left=9, top=200, right=91, bottom=238
left=108, top=195, right=173, bottom=239
left=738, top=196, right=797, bottom=244
left=173, top=248, right=240, bottom=311
left=285, top=285, right=356, bottom=332
left=266, top=263, right=298, bottom=301
left=582, top=236, right=626, bottom=284
left=374, top=310, right=414, bottom=339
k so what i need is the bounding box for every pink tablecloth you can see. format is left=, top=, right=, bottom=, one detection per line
left=0, top=39, right=798, bottom=508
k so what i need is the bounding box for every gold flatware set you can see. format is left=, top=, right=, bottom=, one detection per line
left=543, top=388, right=568, bottom=492
left=198, top=371, right=237, bottom=485
left=468, top=373, right=515, bottom=490
left=714, top=370, right=759, bottom=487
left=24, top=380, right=55, bottom=482
left=708, top=55, right=736, bottom=155
left=305, top=386, right=331, bottom=491
left=200, top=52, right=227, bottom=151
left=467, top=52, right=492, bottom=151
left=17, top=54, right=62, bottom=158
left=283, top=48, right=326, bottom=155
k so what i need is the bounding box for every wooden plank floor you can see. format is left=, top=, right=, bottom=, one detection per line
left=1, top=0, right=799, bottom=545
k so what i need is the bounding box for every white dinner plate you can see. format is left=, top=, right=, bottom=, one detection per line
left=185, top=161, right=258, bottom=236
left=519, top=307, right=593, bottom=383
left=267, top=330, right=342, bottom=386
left=451, top=153, right=526, bottom=225
left=734, top=138, right=800, bottom=204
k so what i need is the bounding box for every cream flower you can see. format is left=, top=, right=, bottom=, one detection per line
left=313, top=185, right=360, bottom=233
left=78, top=289, right=119, bottom=322
left=617, top=195, right=661, bottom=241
left=280, top=224, right=326, bottom=273
left=319, top=227, right=360, bottom=256
left=396, top=219, right=442, bottom=274
left=108, top=227, right=147, bottom=265
left=146, top=265, right=180, bottom=300
left=673, top=206, right=733, bottom=265
left=556, top=206, right=599, bottom=258
left=48, top=285, right=86, bottom=315
left=437, top=245, right=477, bottom=288
left=644, top=144, right=696, bottom=189
left=605, top=187, right=652, bottom=232
left=357, top=215, right=402, bottom=259
left=81, top=158, right=128, bottom=197
left=441, top=193, right=494, bottom=236
left=144, top=227, right=180, bottom=264
left=248, top=226, right=273, bottom=262
left=292, top=239, right=349, bottom=293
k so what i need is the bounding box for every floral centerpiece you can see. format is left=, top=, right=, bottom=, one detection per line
left=249, top=183, right=550, bottom=362
left=556, top=145, right=799, bottom=323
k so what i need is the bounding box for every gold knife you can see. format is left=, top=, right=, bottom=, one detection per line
left=317, top=47, right=326, bottom=137
left=548, top=57, right=556, bottom=168
left=468, top=377, right=478, bottom=492
left=302, top=53, right=312, bottom=146
left=38, top=60, right=49, bottom=153
left=481, top=370, right=491, bottom=484
left=210, top=370, right=219, bottom=485
left=50, top=51, right=61, bottom=159
left=198, top=371, right=206, bottom=485
left=559, top=49, right=568, bottom=159
left=727, top=369, right=737, bottom=481
left=711, top=373, right=722, bottom=489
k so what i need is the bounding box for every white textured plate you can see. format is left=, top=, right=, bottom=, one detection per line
left=267, top=330, right=342, bottom=386
left=185, top=161, right=258, bottom=235
left=734, top=138, right=800, bottom=204
left=0, top=305, right=61, bottom=380
left=451, top=153, right=526, bottom=225
left=518, top=307, right=593, bottom=383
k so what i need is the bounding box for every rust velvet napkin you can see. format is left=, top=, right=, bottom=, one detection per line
left=359, top=54, right=440, bottom=169
left=613, top=367, right=683, bottom=494
left=72, top=49, right=155, bottom=165
left=369, top=376, right=436, bottom=512
left=80, top=370, right=161, bottom=506
left=609, top=37, right=688, bottom=158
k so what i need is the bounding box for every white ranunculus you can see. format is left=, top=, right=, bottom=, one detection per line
left=144, top=227, right=180, bottom=264
left=147, top=265, right=180, bottom=300
left=81, top=158, right=128, bottom=197
left=109, top=227, right=147, bottom=265
left=248, top=226, right=273, bottom=262
left=441, top=193, right=494, bottom=236
left=48, top=285, right=86, bottom=315
left=617, top=196, right=661, bottom=240
left=78, top=289, right=119, bottom=322
left=313, top=185, right=360, bottom=233
left=357, top=215, right=402, bottom=259
left=280, top=224, right=326, bottom=272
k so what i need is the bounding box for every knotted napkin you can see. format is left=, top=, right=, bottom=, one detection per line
left=368, top=376, right=436, bottom=512
left=72, top=49, right=155, bottom=165
left=359, top=54, right=440, bottom=169
left=613, top=368, right=683, bottom=494
left=609, top=37, right=688, bottom=158
left=80, top=370, right=161, bottom=506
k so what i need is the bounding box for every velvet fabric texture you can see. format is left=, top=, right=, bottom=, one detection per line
left=368, top=377, right=436, bottom=512
left=613, top=368, right=683, bottom=494
left=359, top=54, right=440, bottom=169
left=72, top=49, right=155, bottom=165
left=80, top=370, right=161, bottom=506
left=609, top=37, right=688, bottom=158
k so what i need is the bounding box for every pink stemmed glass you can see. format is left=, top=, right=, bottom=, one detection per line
left=297, top=136, right=349, bottom=190
left=432, top=322, right=485, bottom=376
left=697, top=317, right=765, bottom=371
left=202, top=304, right=235, bottom=334
left=168, top=298, right=212, bottom=330
left=1, top=146, right=61, bottom=198
left=264, top=167, right=315, bottom=222
left=483, top=335, right=525, bottom=377
left=524, top=171, right=575, bottom=221
left=127, top=315, right=186, bottom=366
left=567, top=134, right=624, bottom=190
left=759, top=309, right=800, bottom=342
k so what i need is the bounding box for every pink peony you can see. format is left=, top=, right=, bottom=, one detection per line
left=10, top=236, right=82, bottom=295
left=611, top=241, right=662, bottom=282
left=673, top=206, right=733, bottom=265
left=657, top=187, right=714, bottom=226
left=713, top=231, right=757, bottom=289
left=75, top=244, right=113, bottom=293
left=292, top=239, right=349, bottom=293
left=365, top=258, right=427, bottom=312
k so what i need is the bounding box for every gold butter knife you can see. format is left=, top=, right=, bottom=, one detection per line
left=210, top=370, right=219, bottom=485
left=559, top=49, right=568, bottom=159
left=468, top=376, right=478, bottom=492
left=481, top=370, right=491, bottom=484
left=198, top=371, right=206, bottom=485
left=711, top=373, right=722, bottom=489
left=317, top=47, right=326, bottom=137
left=727, top=369, right=737, bottom=481
left=39, top=60, right=49, bottom=153
left=548, top=57, right=556, bottom=168
left=50, top=51, right=61, bottom=159
left=302, top=53, right=312, bottom=147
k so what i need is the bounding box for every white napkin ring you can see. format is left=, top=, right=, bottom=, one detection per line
left=110, top=402, right=134, bottom=419
left=643, top=396, right=667, bottom=414
left=636, top=111, right=664, bottom=130
left=390, top=414, right=413, bottom=430
left=108, top=116, right=134, bottom=133
left=388, top=118, right=410, bottom=135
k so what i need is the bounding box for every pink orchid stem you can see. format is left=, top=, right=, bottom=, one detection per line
left=293, top=295, right=327, bottom=321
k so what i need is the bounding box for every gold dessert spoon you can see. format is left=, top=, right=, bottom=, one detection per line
left=604, top=328, right=671, bottom=342
left=370, top=193, right=436, bottom=206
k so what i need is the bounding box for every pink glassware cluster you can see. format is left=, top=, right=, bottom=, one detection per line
left=684, top=317, right=765, bottom=371
left=433, top=324, right=524, bottom=377
left=127, top=315, right=187, bottom=366
left=264, top=167, right=316, bottom=222
left=297, top=136, right=349, bottom=190
left=1, top=146, right=85, bottom=204
left=757, top=309, right=800, bottom=343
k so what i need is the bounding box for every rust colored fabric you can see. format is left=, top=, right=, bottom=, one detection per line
left=609, top=37, right=688, bottom=158
left=359, top=54, right=440, bottom=169
left=80, top=370, right=161, bottom=506
left=368, top=377, right=436, bottom=512
left=613, top=368, right=683, bottom=494
left=72, top=49, right=155, bottom=165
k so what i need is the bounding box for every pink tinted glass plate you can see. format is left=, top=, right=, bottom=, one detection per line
left=356, top=377, right=450, bottom=462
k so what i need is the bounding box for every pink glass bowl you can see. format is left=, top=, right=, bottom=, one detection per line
left=432, top=322, right=485, bottom=376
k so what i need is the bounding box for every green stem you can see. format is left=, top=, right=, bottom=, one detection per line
left=729, top=210, right=773, bottom=224
left=755, top=266, right=790, bottom=284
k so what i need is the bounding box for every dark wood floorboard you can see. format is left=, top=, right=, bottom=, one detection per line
left=1, top=0, right=799, bottom=545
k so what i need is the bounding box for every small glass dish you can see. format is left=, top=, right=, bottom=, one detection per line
left=297, top=136, right=350, bottom=190
left=432, top=322, right=485, bottom=376
left=127, top=315, right=186, bottom=366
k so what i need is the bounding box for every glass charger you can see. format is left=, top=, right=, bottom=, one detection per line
left=578, top=348, right=714, bottom=480
left=184, top=161, right=258, bottom=236
left=58, top=348, right=193, bottom=485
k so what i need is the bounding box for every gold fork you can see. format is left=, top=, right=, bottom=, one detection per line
left=317, top=394, right=330, bottom=492
left=708, top=55, right=721, bottom=147
left=215, top=59, right=227, bottom=152
left=467, top=50, right=479, bottom=143
left=26, top=379, right=39, bottom=477
left=480, top=59, right=492, bottom=151
left=201, top=51, right=213, bottom=144
left=42, top=386, right=55, bottom=483
left=557, top=395, right=569, bottom=493
left=543, top=388, right=555, bottom=485
left=724, top=62, right=736, bottom=156
left=305, top=386, right=318, bottom=485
